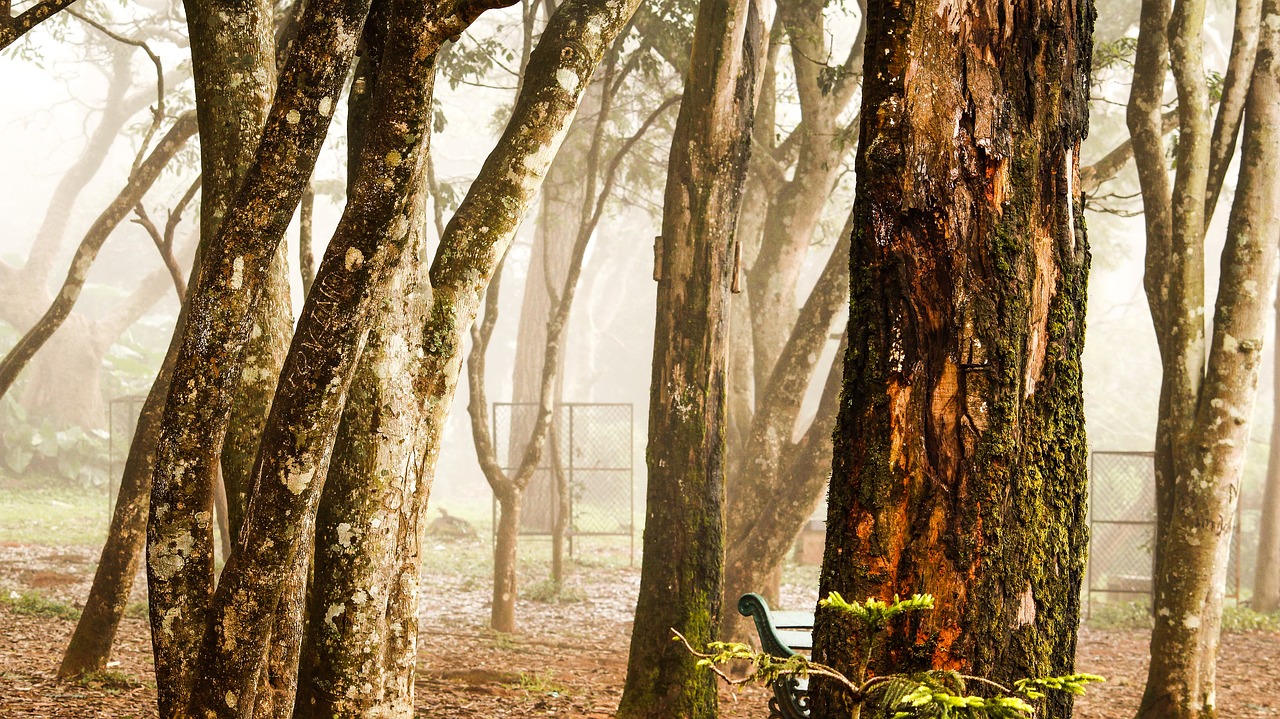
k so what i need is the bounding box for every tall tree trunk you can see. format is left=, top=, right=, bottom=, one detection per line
left=146, top=0, right=369, bottom=710
left=616, top=0, right=765, bottom=715
left=809, top=0, right=1093, bottom=714
left=294, top=39, right=432, bottom=716
left=1138, top=7, right=1280, bottom=715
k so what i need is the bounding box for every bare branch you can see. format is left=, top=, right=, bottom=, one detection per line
left=1080, top=109, right=1178, bottom=195
left=1204, top=0, right=1262, bottom=224
left=0, top=0, right=80, bottom=51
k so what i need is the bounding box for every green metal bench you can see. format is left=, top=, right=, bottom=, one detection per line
left=738, top=593, right=814, bottom=719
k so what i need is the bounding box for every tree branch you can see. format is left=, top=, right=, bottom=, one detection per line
left=0, top=110, right=197, bottom=404
left=0, top=0, right=79, bottom=51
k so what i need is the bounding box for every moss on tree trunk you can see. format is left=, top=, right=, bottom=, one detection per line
left=809, top=0, right=1093, bottom=714
left=615, top=0, right=766, bottom=715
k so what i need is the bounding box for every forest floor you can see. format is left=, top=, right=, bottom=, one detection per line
left=1, top=538, right=1278, bottom=718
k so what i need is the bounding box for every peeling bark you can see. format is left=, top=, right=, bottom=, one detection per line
left=809, top=0, right=1093, bottom=714
left=616, top=0, right=766, bottom=715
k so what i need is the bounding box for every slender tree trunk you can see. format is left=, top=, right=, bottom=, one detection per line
left=809, top=0, right=1093, bottom=713
left=492, top=490, right=523, bottom=633
left=616, top=0, right=765, bottom=715
left=1138, top=9, right=1280, bottom=715
left=1256, top=296, right=1280, bottom=612
left=58, top=347, right=179, bottom=678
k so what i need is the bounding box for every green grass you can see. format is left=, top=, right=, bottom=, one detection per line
left=0, top=486, right=110, bottom=547
left=72, top=669, right=145, bottom=690
left=515, top=670, right=569, bottom=695
left=2, top=588, right=82, bottom=620
left=1086, top=599, right=1280, bottom=633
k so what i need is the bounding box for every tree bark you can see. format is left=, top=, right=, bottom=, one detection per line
left=616, top=0, right=765, bottom=715
left=1138, top=5, right=1280, bottom=714
left=146, top=0, right=371, bottom=710
left=294, top=39, right=432, bottom=716
left=809, top=0, right=1093, bottom=714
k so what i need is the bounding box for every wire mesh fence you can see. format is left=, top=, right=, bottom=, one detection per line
left=1087, top=450, right=1242, bottom=615
left=492, top=402, right=634, bottom=561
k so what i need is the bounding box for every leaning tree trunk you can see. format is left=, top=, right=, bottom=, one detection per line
left=1138, top=8, right=1280, bottom=716
left=615, top=0, right=765, bottom=716
left=146, top=0, right=370, bottom=710
left=58, top=344, right=180, bottom=678
left=809, top=0, right=1093, bottom=714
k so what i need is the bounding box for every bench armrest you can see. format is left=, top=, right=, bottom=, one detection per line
left=738, top=592, right=813, bottom=658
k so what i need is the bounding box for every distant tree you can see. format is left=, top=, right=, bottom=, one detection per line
left=615, top=0, right=766, bottom=715
left=1255, top=293, right=1280, bottom=613
left=1129, top=0, right=1280, bottom=710
left=720, top=0, right=865, bottom=631
left=810, top=0, right=1092, bottom=716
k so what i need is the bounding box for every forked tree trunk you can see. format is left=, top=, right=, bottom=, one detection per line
left=809, top=0, right=1092, bottom=714
left=1138, top=7, right=1280, bottom=715
left=616, top=0, right=765, bottom=715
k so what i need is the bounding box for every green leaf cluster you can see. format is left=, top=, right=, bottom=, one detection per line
left=685, top=593, right=1104, bottom=718
left=819, top=591, right=935, bottom=632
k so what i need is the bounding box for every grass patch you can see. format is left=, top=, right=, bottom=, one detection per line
left=516, top=670, right=569, bottom=695
left=72, top=669, right=144, bottom=690
left=124, top=601, right=148, bottom=620
left=522, top=578, right=588, bottom=604
left=1086, top=599, right=1280, bottom=633
left=1222, top=606, right=1280, bottom=632
left=3, top=589, right=81, bottom=620
left=0, top=486, right=109, bottom=547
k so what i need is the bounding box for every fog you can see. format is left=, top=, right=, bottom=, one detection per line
left=0, top=0, right=1274, bottom=620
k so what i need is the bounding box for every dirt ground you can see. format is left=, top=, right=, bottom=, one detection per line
left=1, top=541, right=1277, bottom=718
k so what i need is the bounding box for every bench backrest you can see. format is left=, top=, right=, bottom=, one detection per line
left=737, top=593, right=814, bottom=657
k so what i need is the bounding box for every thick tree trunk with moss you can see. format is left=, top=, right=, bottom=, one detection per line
left=809, top=0, right=1093, bottom=714
left=616, top=0, right=765, bottom=716
left=179, top=0, right=293, bottom=547
left=1137, top=6, right=1280, bottom=715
